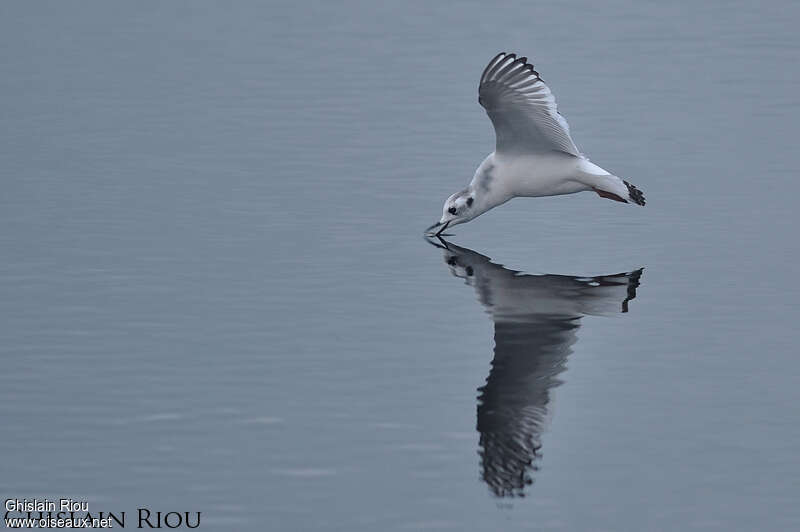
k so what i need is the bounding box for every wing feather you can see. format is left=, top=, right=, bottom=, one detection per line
left=478, top=53, right=580, bottom=156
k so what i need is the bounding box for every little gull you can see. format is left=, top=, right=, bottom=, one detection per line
left=427, top=52, right=645, bottom=236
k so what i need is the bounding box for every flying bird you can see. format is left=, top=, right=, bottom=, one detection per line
left=427, top=52, right=645, bottom=236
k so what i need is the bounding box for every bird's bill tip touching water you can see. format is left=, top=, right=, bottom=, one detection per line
left=425, top=220, right=450, bottom=236
left=423, top=234, right=450, bottom=250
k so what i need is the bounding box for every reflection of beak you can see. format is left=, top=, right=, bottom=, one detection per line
left=425, top=220, right=450, bottom=236
left=423, top=235, right=450, bottom=250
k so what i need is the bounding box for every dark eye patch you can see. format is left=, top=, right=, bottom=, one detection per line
left=448, top=207, right=457, bottom=215
left=466, top=197, right=474, bottom=207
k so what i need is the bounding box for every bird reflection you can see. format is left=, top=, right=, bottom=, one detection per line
left=430, top=238, right=643, bottom=498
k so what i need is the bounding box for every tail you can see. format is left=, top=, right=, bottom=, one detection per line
left=590, top=174, right=646, bottom=206
left=622, top=180, right=646, bottom=206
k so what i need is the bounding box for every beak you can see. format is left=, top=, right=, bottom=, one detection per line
left=425, top=221, right=442, bottom=234
left=425, top=220, right=450, bottom=236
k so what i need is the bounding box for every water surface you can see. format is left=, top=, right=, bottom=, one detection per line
left=2, top=1, right=799, bottom=531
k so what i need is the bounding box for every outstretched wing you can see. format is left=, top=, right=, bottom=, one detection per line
left=479, top=53, right=580, bottom=156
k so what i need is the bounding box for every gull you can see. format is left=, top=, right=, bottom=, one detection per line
left=429, top=237, right=644, bottom=496
left=427, top=52, right=645, bottom=236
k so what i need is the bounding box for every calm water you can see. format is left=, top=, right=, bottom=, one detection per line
left=2, top=1, right=799, bottom=530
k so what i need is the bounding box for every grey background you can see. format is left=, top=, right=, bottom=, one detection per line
left=1, top=1, right=799, bottom=530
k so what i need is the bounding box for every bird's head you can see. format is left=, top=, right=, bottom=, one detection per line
left=426, top=188, right=480, bottom=236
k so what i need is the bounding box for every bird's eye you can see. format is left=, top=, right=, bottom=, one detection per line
left=448, top=207, right=457, bottom=215
left=467, top=197, right=474, bottom=206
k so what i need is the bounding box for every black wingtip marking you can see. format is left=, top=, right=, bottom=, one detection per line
left=482, top=52, right=543, bottom=85
left=624, top=180, right=646, bottom=206
left=480, top=52, right=506, bottom=82
left=483, top=52, right=517, bottom=84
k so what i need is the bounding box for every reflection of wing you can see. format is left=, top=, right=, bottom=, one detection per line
left=478, top=316, right=578, bottom=497
left=434, top=238, right=643, bottom=498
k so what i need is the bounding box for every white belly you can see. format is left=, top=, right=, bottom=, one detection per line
left=498, top=151, right=591, bottom=197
